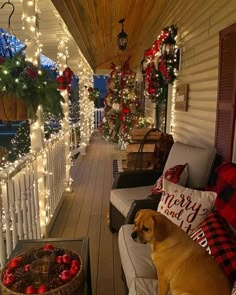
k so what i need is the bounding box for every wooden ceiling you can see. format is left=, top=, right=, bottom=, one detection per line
left=51, top=0, right=167, bottom=72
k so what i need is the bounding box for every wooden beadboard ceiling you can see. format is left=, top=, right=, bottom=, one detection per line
left=0, top=0, right=167, bottom=72
left=51, top=0, right=167, bottom=72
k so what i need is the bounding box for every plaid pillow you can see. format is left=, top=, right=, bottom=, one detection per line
left=214, top=163, right=236, bottom=229
left=191, top=211, right=236, bottom=283
left=232, top=281, right=236, bottom=295
left=152, top=163, right=188, bottom=195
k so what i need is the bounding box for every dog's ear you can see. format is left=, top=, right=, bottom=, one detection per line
left=152, top=213, right=170, bottom=242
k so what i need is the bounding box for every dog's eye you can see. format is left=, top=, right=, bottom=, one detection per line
left=142, top=225, right=149, bottom=232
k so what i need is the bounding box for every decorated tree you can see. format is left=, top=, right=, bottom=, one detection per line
left=100, top=59, right=142, bottom=148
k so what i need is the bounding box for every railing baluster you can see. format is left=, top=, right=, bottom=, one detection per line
left=0, top=185, right=7, bottom=268
left=1, top=181, right=12, bottom=258
left=19, top=173, right=29, bottom=239
left=15, top=174, right=24, bottom=240
left=8, top=178, right=18, bottom=249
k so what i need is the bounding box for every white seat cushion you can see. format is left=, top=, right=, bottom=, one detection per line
left=128, top=278, right=157, bottom=295
left=164, top=142, right=216, bottom=189
left=118, top=224, right=156, bottom=289
left=110, top=185, right=153, bottom=217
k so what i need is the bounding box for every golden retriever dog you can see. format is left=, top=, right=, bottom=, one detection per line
left=131, top=209, right=232, bottom=295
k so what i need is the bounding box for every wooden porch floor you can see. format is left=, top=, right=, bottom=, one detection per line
left=49, top=132, right=126, bottom=295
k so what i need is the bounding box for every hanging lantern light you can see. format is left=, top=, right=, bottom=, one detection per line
left=117, top=18, right=128, bottom=51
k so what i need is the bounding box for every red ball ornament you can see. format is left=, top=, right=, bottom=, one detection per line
left=60, top=270, right=72, bottom=282
left=8, top=257, right=22, bottom=269
left=70, top=265, right=79, bottom=276
left=71, top=259, right=80, bottom=267
left=3, top=274, right=15, bottom=286
left=24, top=264, right=31, bottom=272
left=43, top=244, right=54, bottom=251
left=62, top=254, right=71, bottom=264
left=56, top=256, right=63, bottom=264
left=25, top=285, right=37, bottom=294
left=148, top=87, right=155, bottom=95
left=37, top=284, right=48, bottom=294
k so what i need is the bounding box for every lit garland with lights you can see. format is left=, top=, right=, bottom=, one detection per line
left=100, top=60, right=142, bottom=148
left=77, top=56, right=94, bottom=154
left=143, top=25, right=178, bottom=104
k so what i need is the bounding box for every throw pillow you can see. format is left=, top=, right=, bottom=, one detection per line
left=152, top=163, right=188, bottom=195
left=158, top=179, right=217, bottom=234
left=214, top=163, right=236, bottom=230
left=191, top=211, right=236, bottom=283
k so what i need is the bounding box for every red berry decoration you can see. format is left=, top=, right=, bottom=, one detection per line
left=37, top=284, right=48, bottom=293
left=25, top=285, right=37, bottom=294
left=56, top=256, right=63, bottom=264
left=3, top=269, right=12, bottom=277
left=8, top=257, right=22, bottom=269
left=62, top=254, right=71, bottom=264
left=71, top=259, right=80, bottom=267
left=60, top=270, right=72, bottom=282
left=43, top=244, right=54, bottom=250
left=24, top=264, right=31, bottom=272
left=3, top=274, right=15, bottom=286
left=70, top=265, right=79, bottom=276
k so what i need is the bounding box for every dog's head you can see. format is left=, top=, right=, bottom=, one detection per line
left=131, top=209, right=170, bottom=244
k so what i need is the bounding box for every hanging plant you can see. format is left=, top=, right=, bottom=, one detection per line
left=144, top=25, right=178, bottom=104
left=0, top=55, right=64, bottom=121
left=56, top=66, right=74, bottom=95
left=88, top=87, right=99, bottom=102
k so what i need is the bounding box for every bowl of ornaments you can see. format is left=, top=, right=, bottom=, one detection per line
left=0, top=244, right=83, bottom=294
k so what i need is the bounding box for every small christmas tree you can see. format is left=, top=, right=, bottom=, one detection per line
left=101, top=59, right=142, bottom=149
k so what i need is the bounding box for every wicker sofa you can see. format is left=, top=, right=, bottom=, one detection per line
left=109, top=141, right=217, bottom=233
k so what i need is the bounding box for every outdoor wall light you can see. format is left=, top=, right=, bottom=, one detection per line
left=117, top=18, right=128, bottom=51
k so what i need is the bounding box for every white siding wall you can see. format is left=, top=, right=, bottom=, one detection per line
left=145, top=0, right=236, bottom=147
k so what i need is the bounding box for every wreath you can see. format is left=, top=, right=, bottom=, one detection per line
left=144, top=25, right=178, bottom=104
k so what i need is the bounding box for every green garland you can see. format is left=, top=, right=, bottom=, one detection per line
left=0, top=55, right=64, bottom=118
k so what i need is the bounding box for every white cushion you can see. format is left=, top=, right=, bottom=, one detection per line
left=164, top=142, right=216, bottom=189
left=110, top=185, right=153, bottom=217
left=128, top=278, right=157, bottom=295
left=118, top=224, right=156, bottom=289
left=158, top=179, right=217, bottom=234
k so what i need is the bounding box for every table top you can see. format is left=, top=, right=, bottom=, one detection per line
left=1, top=237, right=91, bottom=295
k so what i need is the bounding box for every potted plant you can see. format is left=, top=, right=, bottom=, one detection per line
left=0, top=55, right=64, bottom=121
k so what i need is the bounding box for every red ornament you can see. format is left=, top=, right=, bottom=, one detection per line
left=43, top=244, right=54, bottom=251
left=62, top=254, right=71, bottom=264
left=25, top=285, right=37, bottom=294
left=60, top=270, right=72, bottom=282
left=70, top=265, right=79, bottom=276
left=120, top=113, right=125, bottom=122
left=24, top=264, right=31, bottom=272
left=3, top=274, right=15, bottom=286
left=122, top=107, right=130, bottom=114
left=148, top=87, right=155, bottom=95
left=8, top=257, right=23, bottom=269
left=37, top=284, right=48, bottom=294
left=56, top=256, right=63, bottom=264
left=71, top=259, right=80, bottom=267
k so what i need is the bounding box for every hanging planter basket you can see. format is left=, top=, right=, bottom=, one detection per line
left=0, top=93, right=28, bottom=121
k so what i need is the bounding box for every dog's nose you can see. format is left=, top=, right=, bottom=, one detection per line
left=131, top=231, right=137, bottom=240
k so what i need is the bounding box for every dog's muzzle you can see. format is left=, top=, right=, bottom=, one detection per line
left=131, top=230, right=137, bottom=240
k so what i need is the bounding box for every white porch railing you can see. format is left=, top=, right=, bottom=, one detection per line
left=0, top=131, right=68, bottom=268
left=94, top=108, right=104, bottom=129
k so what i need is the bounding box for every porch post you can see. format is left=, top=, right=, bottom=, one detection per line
left=78, top=58, right=94, bottom=155
left=22, top=0, right=45, bottom=237
left=57, top=39, right=72, bottom=191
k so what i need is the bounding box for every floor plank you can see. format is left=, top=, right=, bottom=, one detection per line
left=49, top=132, right=126, bottom=295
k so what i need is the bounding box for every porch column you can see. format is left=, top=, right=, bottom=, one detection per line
left=22, top=0, right=45, bottom=237
left=78, top=58, right=94, bottom=155
left=57, top=39, right=72, bottom=191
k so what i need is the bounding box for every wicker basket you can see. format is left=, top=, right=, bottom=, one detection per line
left=0, top=93, right=28, bottom=121
left=0, top=247, right=83, bottom=295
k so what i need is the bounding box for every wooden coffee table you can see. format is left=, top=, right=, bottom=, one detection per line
left=0, top=237, right=92, bottom=295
